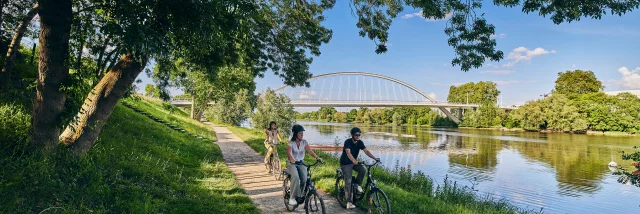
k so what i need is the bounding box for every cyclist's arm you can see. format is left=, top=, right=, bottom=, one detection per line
left=363, top=149, right=379, bottom=160
left=287, top=145, right=295, bottom=163
left=304, top=144, right=321, bottom=160
left=276, top=131, right=283, bottom=143
left=345, top=149, right=358, bottom=164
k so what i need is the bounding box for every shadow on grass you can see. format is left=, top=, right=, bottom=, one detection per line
left=0, top=104, right=258, bottom=213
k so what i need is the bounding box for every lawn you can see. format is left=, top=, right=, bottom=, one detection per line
left=0, top=99, right=257, bottom=213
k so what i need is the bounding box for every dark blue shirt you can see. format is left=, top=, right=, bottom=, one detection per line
left=339, top=138, right=366, bottom=166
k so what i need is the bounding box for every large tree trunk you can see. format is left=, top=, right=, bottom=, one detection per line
left=1, top=3, right=39, bottom=87
left=32, top=0, right=72, bottom=150
left=59, top=53, right=147, bottom=154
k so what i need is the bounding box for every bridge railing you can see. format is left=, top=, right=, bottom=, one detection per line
left=290, top=100, right=480, bottom=105
left=170, top=97, right=192, bottom=102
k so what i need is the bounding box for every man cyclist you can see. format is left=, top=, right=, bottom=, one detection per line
left=339, top=127, right=380, bottom=209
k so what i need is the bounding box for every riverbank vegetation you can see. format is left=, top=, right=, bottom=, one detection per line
left=223, top=124, right=542, bottom=214
left=298, top=70, right=640, bottom=135
left=0, top=98, right=257, bottom=213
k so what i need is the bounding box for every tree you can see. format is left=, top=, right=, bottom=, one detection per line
left=19, top=0, right=640, bottom=154
left=347, top=109, right=357, bottom=122
left=1, top=3, right=38, bottom=78
left=554, top=70, right=604, bottom=96
left=333, top=112, right=347, bottom=123
left=205, top=88, right=252, bottom=126
left=447, top=81, right=500, bottom=104
left=251, top=88, right=296, bottom=137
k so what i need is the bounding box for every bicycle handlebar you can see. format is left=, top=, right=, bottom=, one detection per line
left=294, top=159, right=324, bottom=167
left=357, top=160, right=381, bottom=167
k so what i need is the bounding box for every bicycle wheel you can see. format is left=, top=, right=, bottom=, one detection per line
left=272, top=154, right=282, bottom=180
left=305, top=191, right=326, bottom=214
left=367, top=189, right=390, bottom=214
left=334, top=176, right=348, bottom=208
left=283, top=177, right=295, bottom=211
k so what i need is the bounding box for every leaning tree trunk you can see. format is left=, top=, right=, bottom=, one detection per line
left=1, top=3, right=39, bottom=88
left=32, top=0, right=72, bottom=150
left=59, top=52, right=147, bottom=154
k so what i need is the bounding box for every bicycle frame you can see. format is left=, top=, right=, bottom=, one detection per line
left=284, top=160, right=322, bottom=200
left=337, top=161, right=381, bottom=202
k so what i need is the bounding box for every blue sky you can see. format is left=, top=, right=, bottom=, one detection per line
left=137, top=1, right=640, bottom=106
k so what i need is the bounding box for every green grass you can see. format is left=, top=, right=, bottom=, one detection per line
left=122, top=95, right=217, bottom=141
left=0, top=100, right=258, bottom=213
left=225, top=125, right=542, bottom=214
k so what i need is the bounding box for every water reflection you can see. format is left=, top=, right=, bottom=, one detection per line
left=298, top=121, right=640, bottom=213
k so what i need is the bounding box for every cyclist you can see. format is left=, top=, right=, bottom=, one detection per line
left=264, top=121, right=283, bottom=173
left=286, top=124, right=322, bottom=206
left=340, top=127, right=380, bottom=209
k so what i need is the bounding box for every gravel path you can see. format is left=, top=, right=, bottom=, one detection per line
left=208, top=124, right=363, bottom=214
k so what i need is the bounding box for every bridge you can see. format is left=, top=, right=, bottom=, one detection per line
left=171, top=72, right=517, bottom=123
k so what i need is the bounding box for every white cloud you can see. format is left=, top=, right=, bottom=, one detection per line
left=298, top=90, right=316, bottom=99
left=490, top=33, right=506, bottom=39
left=427, top=92, right=438, bottom=101
left=618, top=67, right=640, bottom=89
left=572, top=64, right=577, bottom=68
left=494, top=80, right=520, bottom=86
left=503, top=47, right=556, bottom=68
left=402, top=10, right=453, bottom=22
left=481, top=70, right=515, bottom=75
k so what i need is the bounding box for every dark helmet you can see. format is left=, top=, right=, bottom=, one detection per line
left=350, top=127, right=361, bottom=136
left=292, top=124, right=305, bottom=133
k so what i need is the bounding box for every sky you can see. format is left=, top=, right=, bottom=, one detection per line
left=136, top=1, right=640, bottom=106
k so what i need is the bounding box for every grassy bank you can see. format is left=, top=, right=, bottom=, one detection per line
left=123, top=96, right=217, bottom=141
left=224, top=125, right=541, bottom=214
left=0, top=99, right=257, bottom=213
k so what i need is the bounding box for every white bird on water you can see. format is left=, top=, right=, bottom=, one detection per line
left=608, top=161, right=618, bottom=167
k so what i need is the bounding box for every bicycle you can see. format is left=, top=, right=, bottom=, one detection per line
left=335, top=160, right=390, bottom=214
left=282, top=160, right=326, bottom=214
left=265, top=141, right=283, bottom=180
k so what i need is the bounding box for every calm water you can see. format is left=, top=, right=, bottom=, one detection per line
left=297, top=121, right=640, bottom=214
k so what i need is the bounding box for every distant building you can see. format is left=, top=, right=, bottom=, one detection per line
left=604, top=90, right=640, bottom=97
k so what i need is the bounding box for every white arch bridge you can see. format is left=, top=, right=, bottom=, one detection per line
left=171, top=72, right=517, bottom=123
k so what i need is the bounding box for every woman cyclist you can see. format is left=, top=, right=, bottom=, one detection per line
left=264, top=121, right=283, bottom=173
left=286, top=124, right=322, bottom=206
left=340, top=127, right=380, bottom=209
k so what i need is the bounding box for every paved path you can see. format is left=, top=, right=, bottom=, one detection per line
left=207, top=124, right=362, bottom=214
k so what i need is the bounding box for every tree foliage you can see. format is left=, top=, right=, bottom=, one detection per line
left=251, top=88, right=296, bottom=137
left=554, top=70, right=604, bottom=96
left=297, top=106, right=458, bottom=127
left=205, top=88, right=253, bottom=126
left=447, top=81, right=499, bottom=104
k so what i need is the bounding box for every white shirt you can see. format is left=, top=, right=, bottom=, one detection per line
left=266, top=129, right=278, bottom=145
left=289, top=139, right=308, bottom=162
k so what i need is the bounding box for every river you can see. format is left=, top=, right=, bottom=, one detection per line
left=295, top=121, right=640, bottom=214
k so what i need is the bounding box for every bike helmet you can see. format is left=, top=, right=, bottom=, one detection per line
left=350, top=127, right=361, bottom=136
left=292, top=124, right=305, bottom=132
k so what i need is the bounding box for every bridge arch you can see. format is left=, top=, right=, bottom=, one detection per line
left=273, top=72, right=438, bottom=103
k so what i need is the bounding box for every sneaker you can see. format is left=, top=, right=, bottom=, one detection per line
left=289, top=198, right=297, bottom=206
left=356, top=185, right=363, bottom=193
left=346, top=202, right=356, bottom=209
